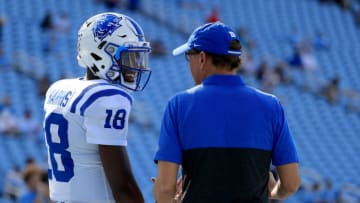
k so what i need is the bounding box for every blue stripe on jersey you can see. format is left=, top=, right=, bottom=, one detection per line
left=48, top=169, right=52, bottom=180
left=79, top=89, right=132, bottom=116
left=70, top=83, right=111, bottom=114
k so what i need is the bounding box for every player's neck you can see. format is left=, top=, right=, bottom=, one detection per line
left=85, top=68, right=100, bottom=80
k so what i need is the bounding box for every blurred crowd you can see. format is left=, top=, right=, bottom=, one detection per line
left=238, top=24, right=360, bottom=113
left=172, top=0, right=360, bottom=112
left=0, top=96, right=42, bottom=140
left=3, top=158, right=51, bottom=203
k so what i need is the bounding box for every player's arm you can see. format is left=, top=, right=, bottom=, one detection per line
left=269, top=163, right=300, bottom=199
left=99, top=145, right=144, bottom=203
left=83, top=93, right=143, bottom=203
left=153, top=161, right=179, bottom=203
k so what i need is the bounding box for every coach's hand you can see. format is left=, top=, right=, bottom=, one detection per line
left=173, top=177, right=183, bottom=202
left=152, top=176, right=183, bottom=203
left=268, top=171, right=277, bottom=197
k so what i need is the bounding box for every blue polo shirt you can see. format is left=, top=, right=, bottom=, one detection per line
left=154, top=74, right=298, bottom=203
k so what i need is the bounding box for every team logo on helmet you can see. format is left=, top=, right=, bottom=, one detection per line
left=92, top=14, right=122, bottom=41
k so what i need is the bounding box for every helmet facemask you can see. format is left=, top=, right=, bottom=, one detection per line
left=105, top=42, right=151, bottom=91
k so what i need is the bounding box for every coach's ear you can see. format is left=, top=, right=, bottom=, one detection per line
left=199, top=51, right=207, bottom=71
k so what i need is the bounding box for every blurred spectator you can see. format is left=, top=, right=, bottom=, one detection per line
left=38, top=76, right=51, bottom=97
left=0, top=46, right=11, bottom=70
left=299, top=40, right=317, bottom=71
left=0, top=95, right=20, bottom=136
left=3, top=165, right=26, bottom=202
left=288, top=42, right=319, bottom=90
left=19, top=109, right=41, bottom=140
left=54, top=12, right=70, bottom=34
left=256, top=60, right=268, bottom=82
left=274, top=61, right=292, bottom=84
left=23, top=157, right=42, bottom=173
left=206, top=6, right=220, bottom=23
left=40, top=11, right=54, bottom=32
left=18, top=168, right=43, bottom=203
left=321, top=74, right=341, bottom=104
left=262, top=69, right=280, bottom=93
left=236, top=27, right=256, bottom=50
left=151, top=39, right=167, bottom=56
left=301, top=45, right=318, bottom=90
left=256, top=61, right=279, bottom=93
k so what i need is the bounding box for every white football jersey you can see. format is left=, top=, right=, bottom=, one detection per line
left=43, top=78, right=133, bottom=203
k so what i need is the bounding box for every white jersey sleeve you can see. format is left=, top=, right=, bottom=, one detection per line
left=83, top=92, right=132, bottom=146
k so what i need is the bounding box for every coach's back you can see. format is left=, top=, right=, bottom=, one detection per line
left=164, top=75, right=297, bottom=202
left=154, top=22, right=300, bottom=203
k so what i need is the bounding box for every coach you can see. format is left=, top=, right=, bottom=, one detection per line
left=153, top=22, right=300, bottom=203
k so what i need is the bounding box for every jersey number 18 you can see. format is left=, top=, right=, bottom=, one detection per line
left=44, top=113, right=74, bottom=182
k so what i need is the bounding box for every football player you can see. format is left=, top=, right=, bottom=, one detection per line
left=43, top=12, right=151, bottom=203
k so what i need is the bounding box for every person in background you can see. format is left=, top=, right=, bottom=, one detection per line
left=19, top=168, right=42, bottom=203
left=3, top=165, right=26, bottom=202
left=0, top=95, right=19, bottom=136
left=206, top=6, right=220, bottom=23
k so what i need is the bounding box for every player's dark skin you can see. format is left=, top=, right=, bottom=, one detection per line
left=86, top=68, right=145, bottom=203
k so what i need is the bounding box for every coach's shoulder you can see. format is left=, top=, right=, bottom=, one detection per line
left=248, top=86, right=277, bottom=100
left=246, top=86, right=282, bottom=111
left=166, top=85, right=203, bottom=107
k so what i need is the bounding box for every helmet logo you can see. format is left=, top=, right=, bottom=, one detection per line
left=93, top=14, right=122, bottom=41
